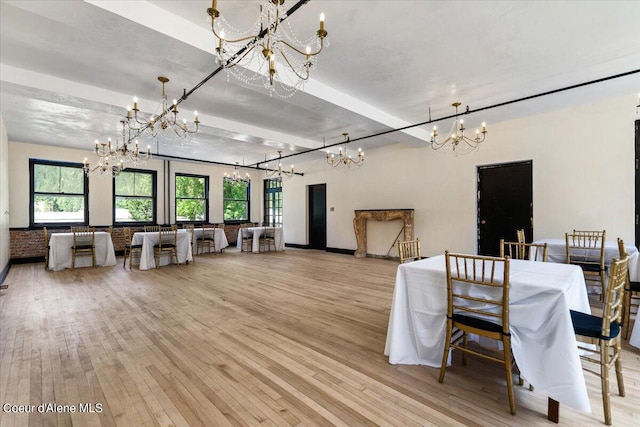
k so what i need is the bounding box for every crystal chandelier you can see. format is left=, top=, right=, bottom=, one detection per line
left=125, top=76, right=199, bottom=144
left=84, top=120, right=152, bottom=177
left=224, top=162, right=251, bottom=182
left=326, top=133, right=364, bottom=168
left=264, top=150, right=295, bottom=178
left=207, top=0, right=327, bottom=98
left=430, top=102, right=487, bottom=154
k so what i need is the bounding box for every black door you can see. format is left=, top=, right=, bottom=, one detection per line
left=635, top=119, right=639, bottom=247
left=308, top=184, right=327, bottom=249
left=477, top=161, right=533, bottom=256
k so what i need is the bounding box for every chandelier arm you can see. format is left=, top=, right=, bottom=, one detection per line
left=279, top=38, right=325, bottom=58
left=280, top=52, right=310, bottom=81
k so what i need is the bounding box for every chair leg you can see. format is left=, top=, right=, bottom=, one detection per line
left=601, top=345, right=612, bottom=426
left=123, top=248, right=128, bottom=268
left=461, top=333, right=468, bottom=366
left=503, top=336, right=516, bottom=415
left=614, top=343, right=625, bottom=397
left=92, top=250, right=96, bottom=267
left=438, top=320, right=453, bottom=383
left=71, top=251, right=75, bottom=270
left=623, top=291, right=632, bottom=339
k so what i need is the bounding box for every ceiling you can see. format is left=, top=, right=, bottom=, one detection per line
left=1, top=1, right=639, bottom=171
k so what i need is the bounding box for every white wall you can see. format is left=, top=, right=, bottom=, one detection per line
left=7, top=142, right=262, bottom=228
left=0, top=116, right=9, bottom=274
left=284, top=94, right=637, bottom=257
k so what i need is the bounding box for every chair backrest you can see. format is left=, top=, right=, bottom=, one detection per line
left=43, top=227, right=50, bottom=246
left=157, top=227, right=177, bottom=247
left=516, top=229, right=526, bottom=244
left=565, top=230, right=606, bottom=267
left=263, top=227, right=275, bottom=238
left=445, top=251, right=510, bottom=335
left=500, top=240, right=548, bottom=262
left=123, top=227, right=132, bottom=245
left=71, top=226, right=94, bottom=233
left=398, top=239, right=421, bottom=263
left=200, top=224, right=215, bottom=240
left=602, top=256, right=629, bottom=337
left=182, top=224, right=194, bottom=241
left=617, top=238, right=633, bottom=290
left=145, top=225, right=160, bottom=232
left=72, top=227, right=95, bottom=247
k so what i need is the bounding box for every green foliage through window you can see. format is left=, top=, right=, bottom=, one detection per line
left=176, top=174, right=207, bottom=222
left=114, top=170, right=155, bottom=223
left=224, top=178, right=249, bottom=221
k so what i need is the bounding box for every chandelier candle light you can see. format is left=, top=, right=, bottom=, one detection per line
left=224, top=162, right=251, bottom=182
left=326, top=133, right=364, bottom=168
left=264, top=150, right=295, bottom=179
left=430, top=102, right=487, bottom=154
left=126, top=76, right=199, bottom=144
left=207, top=0, right=327, bottom=97
left=84, top=120, right=152, bottom=177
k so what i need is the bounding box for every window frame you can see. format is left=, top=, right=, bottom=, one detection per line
left=223, top=177, right=251, bottom=224
left=175, top=172, right=209, bottom=224
left=29, top=159, right=89, bottom=228
left=263, top=177, right=283, bottom=227
left=112, top=168, right=157, bottom=226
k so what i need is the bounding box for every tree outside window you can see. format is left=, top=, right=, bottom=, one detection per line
left=176, top=174, right=208, bottom=222
left=223, top=178, right=250, bottom=221
left=114, top=170, right=156, bottom=224
left=30, top=159, right=88, bottom=226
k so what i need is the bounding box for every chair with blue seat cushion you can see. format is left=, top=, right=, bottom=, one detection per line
left=617, top=238, right=640, bottom=339
left=438, top=251, right=516, bottom=415
left=570, top=255, right=628, bottom=426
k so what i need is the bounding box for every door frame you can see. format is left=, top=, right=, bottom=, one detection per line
left=477, top=160, right=533, bottom=255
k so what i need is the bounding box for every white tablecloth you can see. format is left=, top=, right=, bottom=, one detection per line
left=236, top=227, right=285, bottom=252
left=49, top=231, right=116, bottom=271
left=191, top=228, right=229, bottom=253
left=384, top=255, right=591, bottom=413
left=532, top=238, right=640, bottom=281
left=132, top=229, right=192, bottom=270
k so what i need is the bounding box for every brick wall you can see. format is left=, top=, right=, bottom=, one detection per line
left=10, top=224, right=243, bottom=261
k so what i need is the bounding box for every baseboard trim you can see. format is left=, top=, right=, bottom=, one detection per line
left=284, top=243, right=309, bottom=249
left=10, top=256, right=44, bottom=265
left=326, top=247, right=356, bottom=256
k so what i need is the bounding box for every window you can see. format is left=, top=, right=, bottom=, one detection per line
left=30, top=159, right=88, bottom=227
left=176, top=173, right=208, bottom=223
left=263, top=178, right=282, bottom=227
left=223, top=178, right=250, bottom=222
left=113, top=169, right=157, bottom=225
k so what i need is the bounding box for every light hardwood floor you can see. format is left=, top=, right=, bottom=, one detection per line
left=1, top=248, right=639, bottom=426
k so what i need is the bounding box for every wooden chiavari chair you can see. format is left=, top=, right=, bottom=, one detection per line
left=398, top=239, right=421, bottom=263
left=43, top=227, right=50, bottom=270
left=71, top=226, right=96, bottom=269
left=144, top=225, right=160, bottom=232
left=617, top=238, right=640, bottom=340
left=566, top=230, right=606, bottom=298
left=500, top=240, right=548, bottom=262
left=122, top=227, right=142, bottom=270
left=570, top=255, right=628, bottom=425
left=196, top=224, right=216, bottom=255
left=153, top=226, right=178, bottom=268
left=439, top=252, right=516, bottom=415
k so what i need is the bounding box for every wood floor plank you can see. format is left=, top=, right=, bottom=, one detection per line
left=1, top=248, right=640, bottom=426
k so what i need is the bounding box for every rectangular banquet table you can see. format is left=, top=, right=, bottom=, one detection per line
left=191, top=227, right=229, bottom=253
left=236, top=226, right=285, bottom=252
left=131, top=229, right=192, bottom=270
left=384, top=254, right=591, bottom=414
left=532, top=238, right=640, bottom=281
left=48, top=231, right=116, bottom=271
